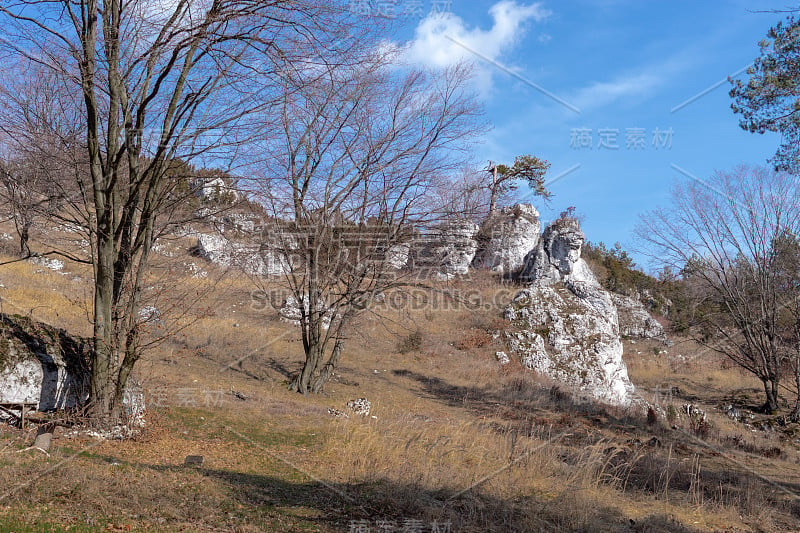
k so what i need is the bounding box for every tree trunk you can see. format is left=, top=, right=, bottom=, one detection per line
left=488, top=166, right=498, bottom=215
left=761, top=378, right=779, bottom=414
left=290, top=342, right=322, bottom=394
left=290, top=306, right=325, bottom=395
left=19, top=221, right=31, bottom=257
left=311, top=338, right=344, bottom=393
left=90, top=229, right=117, bottom=423
left=791, top=364, right=800, bottom=422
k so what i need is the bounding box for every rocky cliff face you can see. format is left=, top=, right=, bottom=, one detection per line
left=610, top=293, right=666, bottom=341
left=411, top=220, right=479, bottom=279
left=503, top=218, right=636, bottom=407
left=190, top=232, right=292, bottom=277
left=473, top=204, right=540, bottom=274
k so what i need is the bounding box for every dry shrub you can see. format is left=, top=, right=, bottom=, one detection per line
left=397, top=329, right=424, bottom=354
left=454, top=328, right=492, bottom=351
left=722, top=435, right=782, bottom=458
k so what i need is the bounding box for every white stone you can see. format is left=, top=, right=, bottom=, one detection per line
left=411, top=220, right=479, bottom=277
left=191, top=176, right=239, bottom=204
left=346, top=398, right=371, bottom=416
left=221, top=213, right=257, bottom=234
left=386, top=243, right=410, bottom=270
left=473, top=204, right=540, bottom=274
left=504, top=218, right=636, bottom=407
left=495, top=351, right=510, bottom=365
left=29, top=256, right=64, bottom=272
left=0, top=317, right=91, bottom=409
left=190, top=232, right=292, bottom=277
left=183, top=262, right=208, bottom=278
left=138, top=306, right=162, bottom=323
left=278, top=295, right=333, bottom=329
left=610, top=293, right=666, bottom=341
left=0, top=316, right=145, bottom=423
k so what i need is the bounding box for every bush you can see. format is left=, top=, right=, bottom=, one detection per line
left=397, top=329, right=424, bottom=354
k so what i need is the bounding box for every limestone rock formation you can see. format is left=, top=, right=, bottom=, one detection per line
left=610, top=293, right=666, bottom=341
left=0, top=314, right=91, bottom=410
left=411, top=220, right=479, bottom=279
left=518, top=217, right=595, bottom=284
left=473, top=204, right=540, bottom=274
left=278, top=295, right=333, bottom=329
left=385, top=243, right=410, bottom=270
left=190, top=233, right=291, bottom=277
left=503, top=218, right=636, bottom=407
left=191, top=176, right=239, bottom=204
left=0, top=314, right=144, bottom=423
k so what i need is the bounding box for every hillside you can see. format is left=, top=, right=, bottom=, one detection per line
left=0, top=222, right=799, bottom=532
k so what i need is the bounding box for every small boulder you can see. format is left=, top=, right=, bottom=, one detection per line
left=346, top=398, right=371, bottom=417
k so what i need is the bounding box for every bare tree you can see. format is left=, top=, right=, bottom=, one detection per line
left=0, top=1, right=354, bottom=423
left=251, top=52, right=482, bottom=394
left=0, top=158, right=49, bottom=257
left=637, top=166, right=800, bottom=413
left=0, top=61, right=84, bottom=258
left=430, top=165, right=492, bottom=223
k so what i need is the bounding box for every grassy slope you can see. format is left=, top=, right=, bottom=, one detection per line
left=0, top=231, right=798, bottom=532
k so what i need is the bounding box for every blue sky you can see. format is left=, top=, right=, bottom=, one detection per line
left=378, top=0, right=791, bottom=270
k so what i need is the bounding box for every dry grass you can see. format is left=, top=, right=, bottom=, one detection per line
left=0, top=231, right=799, bottom=531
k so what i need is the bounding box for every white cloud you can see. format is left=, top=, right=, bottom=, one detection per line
left=572, top=72, right=663, bottom=110
left=570, top=51, right=694, bottom=112
left=401, top=1, right=551, bottom=94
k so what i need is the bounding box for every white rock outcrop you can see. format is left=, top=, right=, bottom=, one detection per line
left=385, top=243, right=410, bottom=270
left=190, top=233, right=291, bottom=277
left=0, top=315, right=90, bottom=410
left=473, top=204, right=540, bottom=274
left=0, top=315, right=143, bottom=423
left=503, top=218, right=636, bottom=407
left=29, top=256, right=65, bottom=272
left=411, top=220, right=479, bottom=279
left=191, top=176, right=239, bottom=204
left=278, top=295, right=333, bottom=329
left=610, top=293, right=666, bottom=341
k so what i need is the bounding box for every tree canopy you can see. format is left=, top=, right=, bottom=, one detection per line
left=730, top=15, right=800, bottom=173
left=487, top=154, right=550, bottom=214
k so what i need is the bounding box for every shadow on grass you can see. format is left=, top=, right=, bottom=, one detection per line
left=391, top=368, right=641, bottom=434
left=85, top=452, right=701, bottom=533
left=390, top=369, right=800, bottom=527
